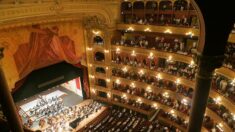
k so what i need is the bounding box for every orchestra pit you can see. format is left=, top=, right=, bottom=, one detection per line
left=0, top=0, right=234, bottom=132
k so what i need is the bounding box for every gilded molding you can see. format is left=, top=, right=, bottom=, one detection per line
left=0, top=2, right=119, bottom=29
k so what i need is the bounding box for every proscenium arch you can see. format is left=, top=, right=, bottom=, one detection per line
left=0, top=4, right=114, bottom=89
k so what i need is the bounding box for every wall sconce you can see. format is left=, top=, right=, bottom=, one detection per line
left=138, top=69, right=144, bottom=75
left=130, top=82, right=135, bottom=88
left=189, top=60, right=195, bottom=68
left=144, top=27, right=151, bottom=32
left=106, top=67, right=109, bottom=70
left=87, top=47, right=93, bottom=51
left=106, top=78, right=110, bottom=82
left=116, top=79, right=121, bottom=84
left=89, top=64, right=93, bottom=67
left=122, top=94, right=127, bottom=99
left=153, top=103, right=158, bottom=109
left=182, top=99, right=188, bottom=105
left=116, top=48, right=121, bottom=54
left=131, top=50, right=136, bottom=56
left=231, top=78, right=235, bottom=86
left=107, top=92, right=111, bottom=98
left=156, top=73, right=162, bottom=80
left=89, top=75, right=95, bottom=79
left=92, top=30, right=100, bottom=35
left=214, top=97, right=221, bottom=104
left=185, top=31, right=194, bottom=37
left=122, top=67, right=128, bottom=72
left=148, top=52, right=154, bottom=59
left=104, top=49, right=109, bottom=53
left=164, top=29, right=172, bottom=34
left=167, top=55, right=173, bottom=62
left=91, top=89, right=96, bottom=94
left=163, top=92, right=169, bottom=98
left=137, top=98, right=142, bottom=103
left=127, top=27, right=134, bottom=32
left=175, top=78, right=180, bottom=85
left=146, top=86, right=152, bottom=92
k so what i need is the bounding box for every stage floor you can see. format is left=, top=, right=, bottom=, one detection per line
left=16, top=85, right=84, bottom=130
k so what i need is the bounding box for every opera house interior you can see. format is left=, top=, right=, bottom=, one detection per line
left=0, top=0, right=235, bottom=132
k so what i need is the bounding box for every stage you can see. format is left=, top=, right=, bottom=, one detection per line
left=16, top=85, right=107, bottom=132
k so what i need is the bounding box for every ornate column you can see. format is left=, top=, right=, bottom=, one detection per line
left=0, top=47, right=24, bottom=132
left=187, top=0, right=234, bottom=131
left=187, top=54, right=224, bottom=132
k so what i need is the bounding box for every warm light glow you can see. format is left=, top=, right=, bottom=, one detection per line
left=144, top=27, right=151, bottom=32
left=106, top=67, right=109, bottom=70
left=175, top=78, right=181, bottom=85
left=231, top=113, right=235, bottom=120
left=170, top=110, right=174, bottom=114
left=91, top=89, right=96, bottom=94
left=104, top=49, right=109, bottom=53
left=116, top=79, right=121, bottom=84
left=122, top=67, right=128, bottom=72
left=137, top=98, right=142, bottom=103
left=214, top=97, right=222, bottom=104
left=218, top=123, right=223, bottom=127
left=153, top=103, right=158, bottom=109
left=127, top=27, right=134, bottom=31
left=148, top=52, right=154, bottom=59
left=107, top=92, right=111, bottom=98
left=138, top=69, right=144, bottom=75
left=122, top=94, right=127, bottom=99
left=89, top=64, right=93, bottom=67
left=116, top=48, right=121, bottom=54
left=231, top=78, right=235, bottom=86
left=130, top=82, right=135, bottom=88
left=164, top=29, right=172, bottom=34
left=87, top=47, right=93, bottom=51
left=191, top=60, right=194, bottom=65
left=185, top=31, right=194, bottom=37
left=131, top=50, right=136, bottom=56
left=167, top=55, right=173, bottom=62
left=89, top=75, right=95, bottom=79
left=106, top=78, right=110, bottom=82
left=163, top=92, right=169, bottom=98
left=182, top=99, right=188, bottom=105
left=146, top=86, right=152, bottom=92
left=156, top=73, right=162, bottom=80
left=92, top=30, right=100, bottom=35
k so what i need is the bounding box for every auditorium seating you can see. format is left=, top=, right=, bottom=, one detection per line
left=83, top=106, right=182, bottom=132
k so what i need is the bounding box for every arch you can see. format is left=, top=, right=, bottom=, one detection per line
left=94, top=52, right=105, bottom=62
left=146, top=1, right=158, bottom=10
left=159, top=0, right=172, bottom=10
left=173, top=0, right=188, bottom=11
left=133, top=1, right=144, bottom=10
left=93, top=36, right=104, bottom=45
left=95, top=67, right=106, bottom=74
left=121, top=1, right=132, bottom=11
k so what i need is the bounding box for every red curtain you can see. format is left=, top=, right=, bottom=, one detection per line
left=14, top=25, right=82, bottom=79
left=74, top=63, right=90, bottom=98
